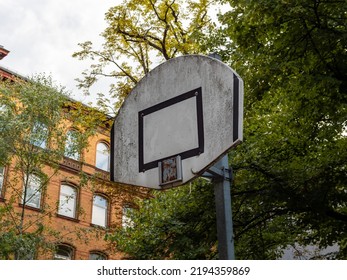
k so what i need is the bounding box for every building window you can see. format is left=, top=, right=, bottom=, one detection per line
left=30, top=121, right=48, bottom=149
left=92, top=194, right=108, bottom=227
left=54, top=244, right=74, bottom=260
left=22, top=174, right=42, bottom=209
left=122, top=205, right=134, bottom=228
left=0, top=166, right=4, bottom=197
left=89, top=251, right=107, bottom=260
left=58, top=184, right=77, bottom=219
left=96, top=142, right=110, bottom=171
left=64, top=130, right=80, bottom=161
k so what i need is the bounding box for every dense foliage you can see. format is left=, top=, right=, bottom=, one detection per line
left=215, top=0, right=347, bottom=259
left=108, top=179, right=217, bottom=259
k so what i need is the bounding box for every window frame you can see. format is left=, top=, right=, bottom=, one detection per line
left=89, top=251, right=108, bottom=260
left=64, top=129, right=81, bottom=161
left=22, top=173, right=42, bottom=209
left=91, top=193, right=109, bottom=228
left=58, top=184, right=78, bottom=220
left=30, top=121, right=49, bottom=149
left=54, top=244, right=75, bottom=260
left=95, top=141, right=110, bottom=172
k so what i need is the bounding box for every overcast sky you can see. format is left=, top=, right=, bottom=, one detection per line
left=0, top=0, right=122, bottom=106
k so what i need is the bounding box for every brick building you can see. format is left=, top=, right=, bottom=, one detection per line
left=0, top=46, right=146, bottom=260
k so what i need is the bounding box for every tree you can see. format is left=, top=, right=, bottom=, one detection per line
left=73, top=0, right=213, bottom=112
left=0, top=75, right=107, bottom=259
left=211, top=0, right=347, bottom=259
left=108, top=179, right=218, bottom=259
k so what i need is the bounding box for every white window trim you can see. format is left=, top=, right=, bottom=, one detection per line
left=92, top=194, right=108, bottom=227
left=22, top=174, right=42, bottom=209
left=64, top=130, right=80, bottom=161
left=96, top=142, right=110, bottom=172
left=30, top=121, right=48, bottom=149
left=58, top=184, right=77, bottom=219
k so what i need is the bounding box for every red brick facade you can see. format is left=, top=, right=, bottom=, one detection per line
left=0, top=46, right=147, bottom=259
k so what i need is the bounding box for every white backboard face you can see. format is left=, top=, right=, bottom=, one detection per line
left=111, top=55, right=243, bottom=189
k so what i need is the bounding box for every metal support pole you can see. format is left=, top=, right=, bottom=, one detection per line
left=213, top=155, right=235, bottom=260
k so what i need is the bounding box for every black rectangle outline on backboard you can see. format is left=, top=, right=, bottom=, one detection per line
left=138, top=87, right=204, bottom=173
left=233, top=74, right=240, bottom=142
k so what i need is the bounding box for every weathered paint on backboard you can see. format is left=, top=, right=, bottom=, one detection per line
left=110, top=55, right=243, bottom=189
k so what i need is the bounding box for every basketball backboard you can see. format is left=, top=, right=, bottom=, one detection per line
left=110, top=55, right=243, bottom=189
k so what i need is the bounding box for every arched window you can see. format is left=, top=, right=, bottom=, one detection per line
left=58, top=184, right=77, bottom=219
left=92, top=194, right=108, bottom=227
left=64, top=130, right=80, bottom=161
left=96, top=142, right=110, bottom=171
left=22, top=174, right=42, bottom=209
left=54, top=244, right=74, bottom=260
left=89, top=251, right=107, bottom=260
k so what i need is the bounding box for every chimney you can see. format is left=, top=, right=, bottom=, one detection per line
left=0, top=45, right=10, bottom=60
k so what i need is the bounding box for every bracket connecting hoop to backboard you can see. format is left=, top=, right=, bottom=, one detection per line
left=201, top=165, right=233, bottom=182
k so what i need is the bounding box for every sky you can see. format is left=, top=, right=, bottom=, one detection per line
left=0, top=0, right=122, bottom=106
